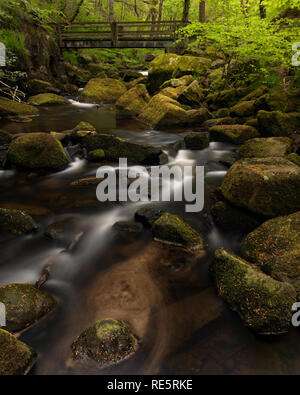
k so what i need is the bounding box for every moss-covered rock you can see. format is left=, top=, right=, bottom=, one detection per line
left=203, top=117, right=238, bottom=128
left=82, top=133, right=165, bottom=165
left=173, top=55, right=212, bottom=78
left=210, top=248, right=296, bottom=334
left=138, top=94, right=188, bottom=129
left=27, top=79, right=56, bottom=95
left=0, top=97, right=39, bottom=117
left=113, top=221, right=143, bottom=234
left=73, top=121, right=96, bottom=132
left=87, top=149, right=105, bottom=162
left=211, top=201, right=263, bottom=233
left=116, top=84, right=150, bottom=117
left=210, top=125, right=259, bottom=144
left=239, top=137, right=292, bottom=158
left=28, top=93, right=67, bottom=106
left=241, top=211, right=300, bottom=297
left=287, top=153, right=300, bottom=166
left=44, top=217, right=82, bottom=244
left=147, top=53, right=181, bottom=93
left=240, top=85, right=268, bottom=101
left=184, top=132, right=209, bottom=150
left=0, top=129, right=12, bottom=145
left=134, top=206, right=164, bottom=227
left=8, top=133, right=69, bottom=171
left=71, top=318, right=138, bottom=366
left=255, top=91, right=300, bottom=113
left=215, top=108, right=230, bottom=118
left=257, top=111, right=300, bottom=137
left=221, top=157, right=300, bottom=217
left=0, top=283, right=57, bottom=332
left=0, top=208, right=37, bottom=236
left=80, top=78, right=127, bottom=104
left=160, top=75, right=194, bottom=89
left=230, top=100, right=256, bottom=118
left=0, top=329, right=37, bottom=375
left=206, top=89, right=243, bottom=110
left=160, top=86, right=185, bottom=100
left=186, top=108, right=210, bottom=126
left=177, top=80, right=204, bottom=107
left=152, top=213, right=205, bottom=250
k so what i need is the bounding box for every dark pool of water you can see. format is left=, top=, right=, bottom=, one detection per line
left=0, top=103, right=299, bottom=375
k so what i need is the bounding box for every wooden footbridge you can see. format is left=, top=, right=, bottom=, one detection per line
left=58, top=21, right=187, bottom=50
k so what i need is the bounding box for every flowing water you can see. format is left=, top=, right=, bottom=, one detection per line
left=0, top=103, right=300, bottom=375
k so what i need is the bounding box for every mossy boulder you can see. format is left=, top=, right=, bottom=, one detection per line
left=135, top=206, right=164, bottom=227
left=210, top=248, right=296, bottom=335
left=0, top=97, right=38, bottom=117
left=0, top=283, right=57, bottom=332
left=28, top=93, right=67, bottom=106
left=186, top=108, right=210, bottom=126
left=152, top=213, right=205, bottom=250
left=257, top=111, right=300, bottom=137
left=177, top=80, right=204, bottom=107
left=27, top=79, right=56, bottom=95
left=8, top=133, right=69, bottom=171
left=211, top=201, right=263, bottom=233
left=230, top=100, right=256, bottom=118
left=82, top=133, right=165, bottom=165
left=173, top=55, right=212, bottom=78
left=0, top=129, right=12, bottom=145
left=210, top=125, right=259, bottom=144
left=206, top=89, right=243, bottom=110
left=255, top=91, right=300, bottom=113
left=287, top=153, right=300, bottom=166
left=44, top=217, right=83, bottom=244
left=138, top=94, right=187, bottom=129
left=242, top=211, right=300, bottom=297
left=0, top=329, right=37, bottom=375
left=239, top=137, right=292, bottom=158
left=116, top=84, right=150, bottom=117
left=240, top=85, right=268, bottom=101
left=160, top=86, right=185, bottom=100
left=203, top=117, right=238, bottom=127
left=73, top=121, right=96, bottom=132
left=0, top=208, right=37, bottom=236
left=221, top=157, right=300, bottom=217
left=184, top=132, right=209, bottom=150
left=160, top=75, right=194, bottom=89
left=147, top=53, right=181, bottom=93
left=71, top=318, right=138, bottom=366
left=80, top=78, right=127, bottom=104
left=87, top=149, right=105, bottom=162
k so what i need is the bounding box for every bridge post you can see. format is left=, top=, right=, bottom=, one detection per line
left=111, top=22, right=118, bottom=48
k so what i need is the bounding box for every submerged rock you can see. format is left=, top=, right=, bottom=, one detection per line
left=8, top=133, right=69, bottom=171
left=0, top=208, right=37, bottom=235
left=80, top=78, right=127, bottom=104
left=152, top=213, right=205, bottom=250
left=0, top=283, right=57, bottom=332
left=210, top=248, right=296, bottom=335
left=257, top=111, right=300, bottom=137
left=44, top=217, right=83, bottom=244
left=221, top=157, right=300, bottom=217
left=28, top=93, right=67, bottom=106
left=113, top=221, right=143, bottom=234
left=184, top=132, right=209, bottom=150
left=242, top=211, right=300, bottom=297
left=238, top=137, right=292, bottom=158
left=0, top=329, right=37, bottom=375
left=82, top=133, right=165, bottom=165
left=71, top=318, right=138, bottom=366
left=135, top=206, right=164, bottom=227
left=116, top=84, right=150, bottom=117
left=87, top=149, right=105, bottom=162
left=0, top=97, right=38, bottom=117
left=210, top=124, right=259, bottom=144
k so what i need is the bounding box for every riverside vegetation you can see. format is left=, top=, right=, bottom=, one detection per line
left=0, top=0, right=299, bottom=375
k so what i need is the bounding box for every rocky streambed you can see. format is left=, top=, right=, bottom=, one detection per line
left=0, top=51, right=299, bottom=375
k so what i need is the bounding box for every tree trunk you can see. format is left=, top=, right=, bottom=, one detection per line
left=259, top=0, right=266, bottom=19
left=158, top=0, right=163, bottom=22
left=182, top=0, right=190, bottom=22
left=70, top=0, right=84, bottom=22
left=199, top=0, right=205, bottom=22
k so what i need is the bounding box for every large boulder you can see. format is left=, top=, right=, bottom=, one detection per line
left=27, top=79, right=58, bottom=95
left=242, top=211, right=300, bottom=297
left=210, top=248, right=296, bottom=335
left=71, top=318, right=138, bottom=366
left=173, top=55, right=212, bottom=78
left=138, top=94, right=188, bottom=129
left=160, top=75, right=195, bottom=89
left=116, top=84, right=150, bottom=117
left=80, top=78, right=127, bottom=104
left=8, top=133, right=69, bottom=171
left=255, top=91, right=300, bottom=113
left=0, top=283, right=57, bottom=332
left=0, top=208, right=37, bottom=236
left=147, top=53, right=181, bottom=93
left=0, top=97, right=38, bottom=117
left=177, top=80, right=204, bottom=107
left=28, top=93, right=67, bottom=106
left=210, top=125, right=259, bottom=144
left=239, top=137, right=292, bottom=158
left=257, top=111, right=300, bottom=137
left=221, top=157, right=300, bottom=217
left=184, top=132, right=209, bottom=150
left=186, top=108, right=210, bottom=126
left=152, top=213, right=205, bottom=250
left=0, top=329, right=37, bottom=375
left=82, top=133, right=165, bottom=165
left=230, top=100, right=256, bottom=118
left=206, top=88, right=244, bottom=110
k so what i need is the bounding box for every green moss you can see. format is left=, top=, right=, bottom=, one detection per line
left=173, top=55, right=212, bottom=78
left=80, top=78, right=127, bottom=104
left=116, top=84, right=150, bottom=117
left=152, top=213, right=205, bottom=250
left=71, top=318, right=138, bottom=366
left=239, top=137, right=292, bottom=158
left=147, top=53, right=181, bottom=93
left=0, top=283, right=57, bottom=332
left=287, top=153, right=300, bottom=167
left=257, top=110, right=300, bottom=137
left=87, top=149, right=105, bottom=162
left=8, top=133, right=69, bottom=171
left=184, top=132, right=209, bottom=150
left=28, top=93, right=67, bottom=106
left=0, top=97, right=38, bottom=117
left=73, top=121, right=96, bottom=132
left=210, top=125, right=259, bottom=144
left=230, top=100, right=256, bottom=118
left=0, top=329, right=37, bottom=375
left=210, top=248, right=296, bottom=334
left=28, top=79, right=54, bottom=95
left=0, top=208, right=37, bottom=235
left=177, top=80, right=204, bottom=107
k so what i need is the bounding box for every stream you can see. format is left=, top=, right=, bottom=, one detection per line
left=0, top=103, right=300, bottom=375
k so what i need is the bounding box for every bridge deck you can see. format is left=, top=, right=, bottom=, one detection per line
left=59, top=21, right=187, bottom=49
